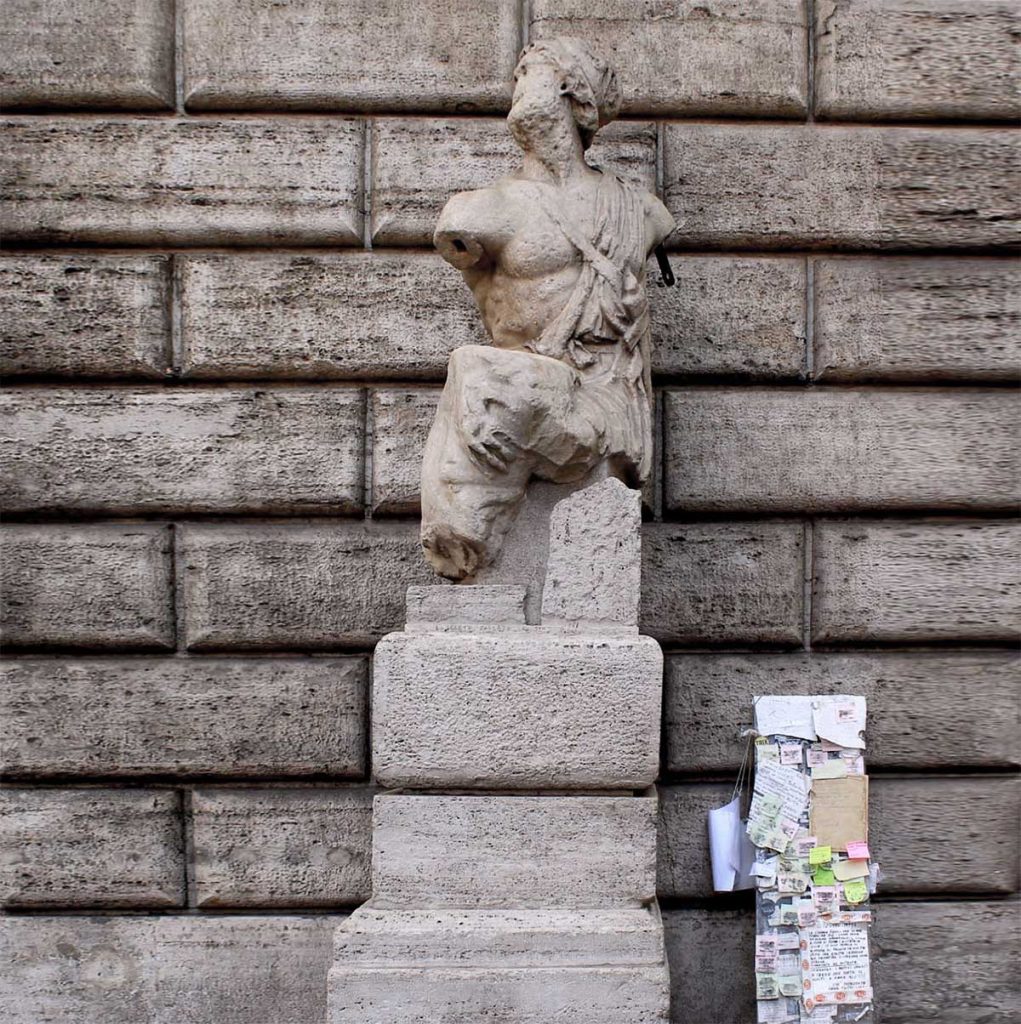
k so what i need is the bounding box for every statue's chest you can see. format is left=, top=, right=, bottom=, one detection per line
left=499, top=207, right=590, bottom=278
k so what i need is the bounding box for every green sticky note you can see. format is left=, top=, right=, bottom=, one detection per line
left=813, top=867, right=836, bottom=886
left=844, top=879, right=868, bottom=904
left=808, top=845, right=832, bottom=866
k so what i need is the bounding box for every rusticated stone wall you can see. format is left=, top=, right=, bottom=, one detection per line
left=1, top=2, right=1018, bottom=1022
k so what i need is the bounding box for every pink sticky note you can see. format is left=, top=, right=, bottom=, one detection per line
left=846, top=841, right=871, bottom=860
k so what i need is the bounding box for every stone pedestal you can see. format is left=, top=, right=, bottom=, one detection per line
left=327, top=479, right=670, bottom=1022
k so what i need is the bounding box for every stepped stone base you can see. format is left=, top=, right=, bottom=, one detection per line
left=328, top=907, right=670, bottom=1023
left=328, top=481, right=668, bottom=1021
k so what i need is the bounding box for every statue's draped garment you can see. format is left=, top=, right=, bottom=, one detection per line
left=421, top=171, right=653, bottom=578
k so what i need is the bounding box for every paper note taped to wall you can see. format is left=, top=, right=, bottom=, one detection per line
left=813, top=697, right=866, bottom=749
left=810, top=776, right=869, bottom=851
left=754, top=696, right=817, bottom=741
left=801, top=922, right=872, bottom=1009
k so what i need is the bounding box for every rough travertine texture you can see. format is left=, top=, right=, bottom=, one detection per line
left=334, top=907, right=665, bottom=967
left=331, top=963, right=669, bottom=1024
left=193, top=788, right=373, bottom=907
left=372, top=795, right=658, bottom=908
left=0, top=0, right=174, bottom=110
left=0, top=788, right=182, bottom=908
left=1, top=388, right=365, bottom=514
left=664, top=388, right=1018, bottom=512
left=183, top=0, right=519, bottom=113
left=0, top=914, right=338, bottom=1024
left=813, top=519, right=1020, bottom=643
left=331, top=907, right=670, bottom=1023
left=371, top=388, right=440, bottom=513
left=664, top=652, right=1020, bottom=773
left=531, top=0, right=806, bottom=116
left=1, top=524, right=173, bottom=650
left=0, top=254, right=171, bottom=378
left=0, top=118, right=364, bottom=245
left=180, top=252, right=484, bottom=380
left=180, top=522, right=435, bottom=649
left=663, top=125, right=1019, bottom=251
left=0, top=657, right=367, bottom=777
left=373, top=631, right=661, bottom=788
left=405, top=584, right=526, bottom=628
left=650, top=256, right=806, bottom=378
left=658, top=776, right=1019, bottom=898
left=815, top=0, right=1021, bottom=121
left=371, top=118, right=657, bottom=245
left=871, top=776, right=1020, bottom=895
left=641, top=522, right=804, bottom=646
left=813, top=257, right=1021, bottom=382
left=541, top=480, right=642, bottom=629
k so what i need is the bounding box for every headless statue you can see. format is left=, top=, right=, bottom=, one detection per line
left=422, top=37, right=675, bottom=580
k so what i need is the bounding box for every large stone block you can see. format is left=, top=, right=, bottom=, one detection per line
left=180, top=522, right=434, bottom=650
left=1, top=118, right=363, bottom=245
left=0, top=254, right=171, bottom=378
left=530, top=0, right=806, bottom=116
left=542, top=479, right=642, bottom=630
left=813, top=519, right=1019, bottom=644
left=192, top=788, right=373, bottom=907
left=183, top=0, right=518, bottom=112
left=651, top=256, right=806, bottom=379
left=663, top=907, right=756, bottom=1024
left=179, top=252, right=484, bottom=380
left=0, top=788, right=183, bottom=908
left=0, top=657, right=367, bottom=778
left=663, top=124, right=1019, bottom=251
left=373, top=630, right=661, bottom=789
left=664, top=388, right=1019, bottom=513
left=870, top=901, right=1021, bottom=1024
left=1, top=387, right=365, bottom=515
left=813, top=257, right=1021, bottom=382
left=1, top=524, right=174, bottom=650
left=664, top=652, right=1020, bottom=774
left=641, top=522, right=804, bottom=646
left=815, top=0, right=1020, bottom=122
left=371, top=118, right=657, bottom=245
left=871, top=776, right=1020, bottom=896
left=0, top=0, right=174, bottom=110
left=0, top=914, right=338, bottom=1024
left=372, top=795, right=658, bottom=908
left=371, top=387, right=439, bottom=513
left=658, top=776, right=1020, bottom=899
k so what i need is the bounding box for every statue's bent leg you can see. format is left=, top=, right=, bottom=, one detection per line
left=420, top=346, right=604, bottom=580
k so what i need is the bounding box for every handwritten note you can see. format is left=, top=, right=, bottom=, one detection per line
left=846, top=841, right=870, bottom=860
left=812, top=696, right=866, bottom=749
left=801, top=922, right=872, bottom=1009
left=755, top=695, right=817, bottom=741
left=752, top=761, right=811, bottom=825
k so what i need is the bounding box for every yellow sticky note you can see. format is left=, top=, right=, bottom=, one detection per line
left=808, top=845, right=832, bottom=866
left=843, top=879, right=868, bottom=904
left=813, top=867, right=836, bottom=886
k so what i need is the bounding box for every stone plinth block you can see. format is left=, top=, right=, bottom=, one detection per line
left=372, top=628, right=662, bottom=789
left=371, top=794, right=657, bottom=909
left=328, top=906, right=669, bottom=1024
